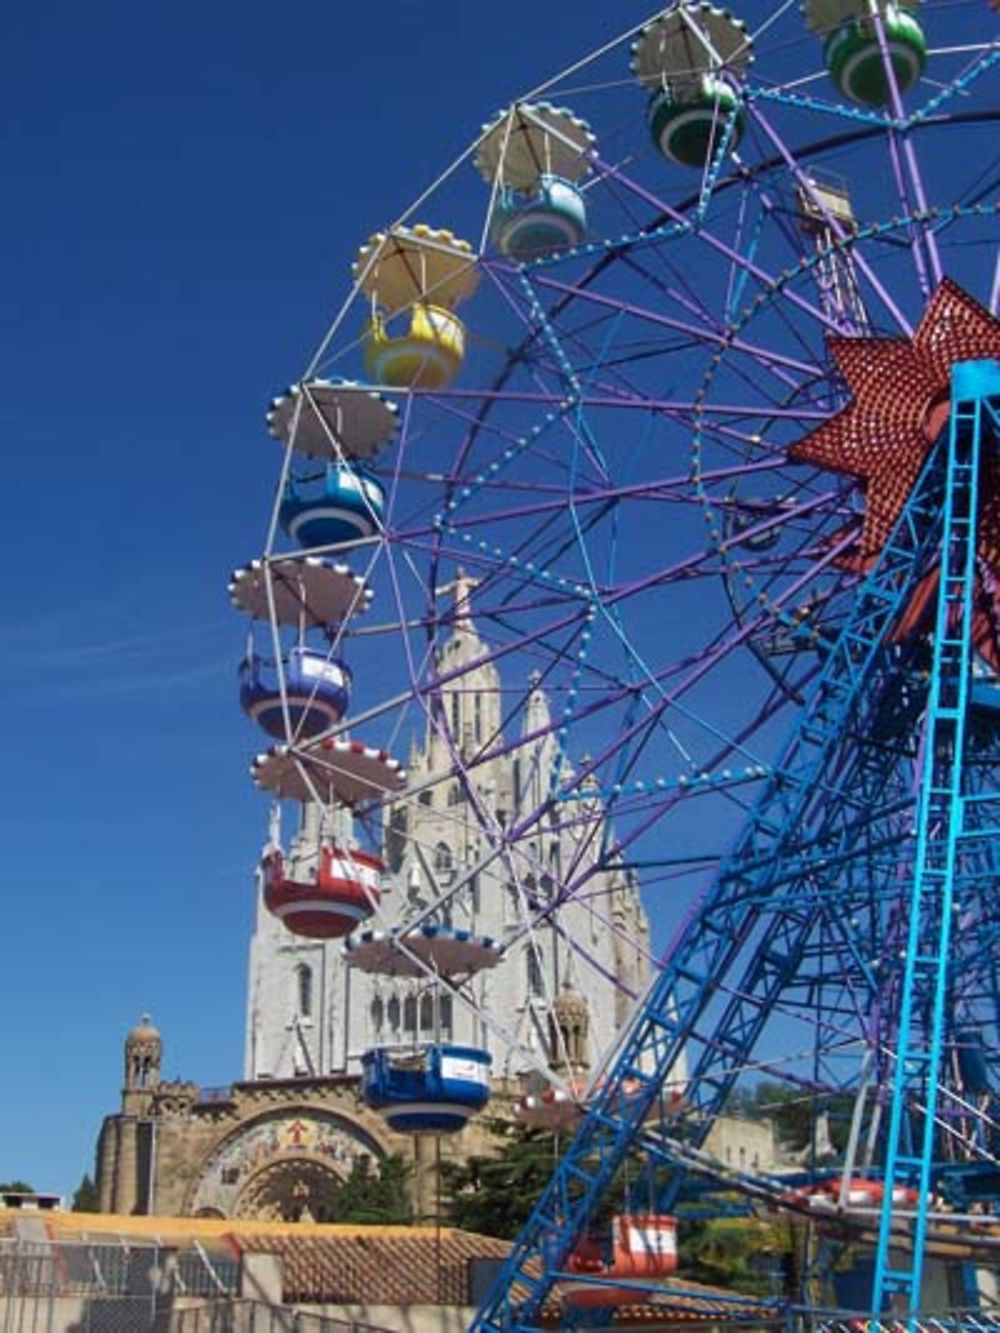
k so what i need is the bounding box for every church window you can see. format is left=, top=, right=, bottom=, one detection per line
left=474, top=692, right=483, bottom=742
left=419, top=993, right=434, bottom=1032
left=419, top=790, right=433, bottom=807
left=526, top=943, right=545, bottom=998
left=448, top=783, right=461, bottom=807
left=440, top=994, right=453, bottom=1034
left=296, top=964, right=313, bottom=1019
left=450, top=691, right=460, bottom=737
left=371, top=997, right=385, bottom=1035
left=387, top=996, right=400, bottom=1033
left=386, top=807, right=408, bottom=874
left=404, top=995, right=418, bottom=1034
left=434, top=842, right=453, bottom=878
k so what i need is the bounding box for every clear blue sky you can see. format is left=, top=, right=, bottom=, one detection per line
left=0, top=0, right=639, bottom=1196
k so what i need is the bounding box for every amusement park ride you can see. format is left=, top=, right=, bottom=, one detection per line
left=230, top=0, right=1000, bottom=1327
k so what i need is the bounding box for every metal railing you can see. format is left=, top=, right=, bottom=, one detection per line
left=171, top=1303, right=398, bottom=1333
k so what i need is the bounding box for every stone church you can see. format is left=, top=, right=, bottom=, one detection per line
left=96, top=588, right=653, bottom=1222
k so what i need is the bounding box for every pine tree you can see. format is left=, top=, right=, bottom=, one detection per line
left=330, top=1154, right=413, bottom=1224
left=72, top=1174, right=100, bottom=1212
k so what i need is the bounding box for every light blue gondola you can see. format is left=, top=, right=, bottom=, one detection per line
left=280, top=465, right=385, bottom=552
left=361, top=1043, right=491, bottom=1134
left=239, top=646, right=351, bottom=739
left=491, top=176, right=587, bottom=262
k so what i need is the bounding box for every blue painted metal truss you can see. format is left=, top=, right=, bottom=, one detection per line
left=471, top=361, right=1000, bottom=1332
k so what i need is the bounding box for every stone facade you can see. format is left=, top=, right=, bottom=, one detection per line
left=245, top=576, right=652, bottom=1086
left=97, top=1018, right=517, bottom=1221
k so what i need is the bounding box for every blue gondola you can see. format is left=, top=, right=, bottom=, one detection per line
left=971, top=658, right=1000, bottom=717
left=280, top=465, right=385, bottom=551
left=361, top=1043, right=491, bottom=1133
left=491, top=176, right=587, bottom=263
left=239, top=646, right=351, bottom=739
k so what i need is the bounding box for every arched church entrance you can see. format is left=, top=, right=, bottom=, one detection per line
left=186, top=1108, right=386, bottom=1220
left=233, top=1156, right=344, bottom=1222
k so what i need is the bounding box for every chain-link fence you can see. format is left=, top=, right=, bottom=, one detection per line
left=170, top=1303, right=400, bottom=1333
left=0, top=1241, right=239, bottom=1299
left=0, top=1298, right=392, bottom=1333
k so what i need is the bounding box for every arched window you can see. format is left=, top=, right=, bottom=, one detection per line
left=450, top=691, right=460, bottom=736
left=420, top=994, right=434, bottom=1032
left=404, top=996, right=418, bottom=1034
left=439, top=994, right=453, bottom=1034
left=474, top=692, right=483, bottom=742
left=526, top=943, right=545, bottom=998
left=435, top=842, right=453, bottom=877
left=296, top=964, right=313, bottom=1019
left=387, top=996, right=401, bottom=1033
left=448, top=783, right=461, bottom=807
left=370, top=997, right=385, bottom=1035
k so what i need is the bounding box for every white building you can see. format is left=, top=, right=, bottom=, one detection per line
left=244, top=579, right=652, bottom=1088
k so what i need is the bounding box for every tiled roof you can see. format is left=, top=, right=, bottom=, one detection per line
left=542, top=1277, right=772, bottom=1326
left=30, top=1212, right=771, bottom=1320
left=235, top=1227, right=510, bottom=1305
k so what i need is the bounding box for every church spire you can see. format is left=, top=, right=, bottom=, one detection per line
left=522, top=670, right=551, bottom=739
left=435, top=567, right=481, bottom=645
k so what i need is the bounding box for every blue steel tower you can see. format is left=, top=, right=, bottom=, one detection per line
left=472, top=287, right=1000, bottom=1329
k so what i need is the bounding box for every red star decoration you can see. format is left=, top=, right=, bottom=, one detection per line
left=789, top=279, right=1000, bottom=668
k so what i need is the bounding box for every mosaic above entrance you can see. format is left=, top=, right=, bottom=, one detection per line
left=190, top=1109, right=381, bottom=1220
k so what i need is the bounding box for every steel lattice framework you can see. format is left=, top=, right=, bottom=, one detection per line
left=472, top=365, right=1000, bottom=1328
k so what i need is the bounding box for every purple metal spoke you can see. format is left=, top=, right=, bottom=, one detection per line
left=519, top=652, right=826, bottom=946
left=592, top=153, right=844, bottom=336
left=394, top=459, right=794, bottom=535
left=530, top=272, right=817, bottom=381
left=419, top=386, right=832, bottom=418
left=872, top=6, right=943, bottom=291
left=747, top=104, right=915, bottom=335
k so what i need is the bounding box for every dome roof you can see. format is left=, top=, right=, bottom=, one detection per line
left=127, top=1014, right=161, bottom=1045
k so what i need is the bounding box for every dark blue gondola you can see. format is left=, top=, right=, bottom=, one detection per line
left=239, top=646, right=351, bottom=739
left=361, top=1043, right=491, bottom=1134
left=280, top=464, right=385, bottom=551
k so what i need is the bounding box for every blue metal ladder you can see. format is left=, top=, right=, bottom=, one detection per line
left=873, top=360, right=1000, bottom=1316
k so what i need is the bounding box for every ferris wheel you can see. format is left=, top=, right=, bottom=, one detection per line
left=230, top=0, right=1000, bottom=1324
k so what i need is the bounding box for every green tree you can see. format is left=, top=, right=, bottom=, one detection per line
left=72, top=1174, right=100, bottom=1212
left=442, top=1118, right=561, bottom=1239
left=330, top=1154, right=413, bottom=1225
left=0, top=1180, right=34, bottom=1194
left=727, top=1082, right=853, bottom=1154
left=442, top=1118, right=648, bottom=1240
left=679, top=1216, right=802, bottom=1299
